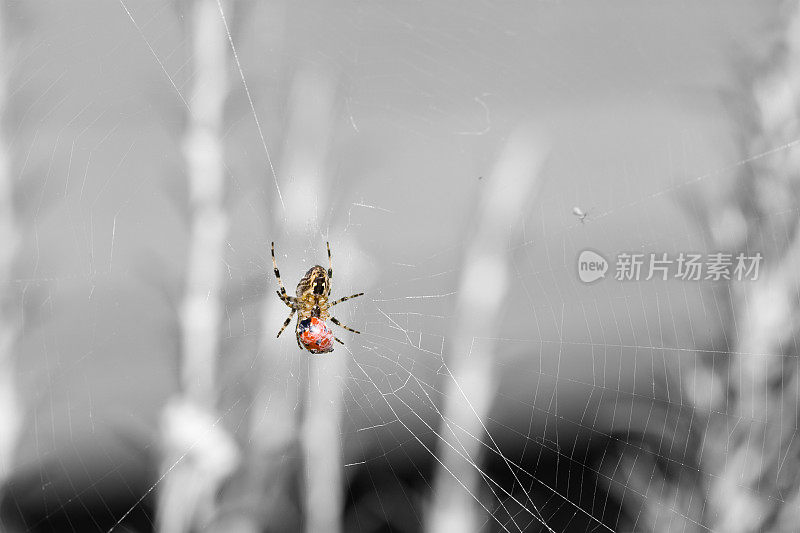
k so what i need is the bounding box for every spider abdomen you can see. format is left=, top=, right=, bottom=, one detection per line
left=297, top=317, right=334, bottom=354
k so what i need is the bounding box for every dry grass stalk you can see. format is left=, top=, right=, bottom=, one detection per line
left=0, top=0, right=21, bottom=487
left=285, top=68, right=346, bottom=533
left=157, top=1, right=239, bottom=531
left=220, top=67, right=344, bottom=533
left=302, top=349, right=346, bottom=533
left=706, top=242, right=800, bottom=533
left=689, top=3, right=800, bottom=532
left=427, top=127, right=549, bottom=533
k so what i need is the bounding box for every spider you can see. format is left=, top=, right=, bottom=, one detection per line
left=271, top=241, right=364, bottom=354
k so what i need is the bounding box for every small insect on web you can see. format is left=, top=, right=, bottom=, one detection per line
left=572, top=206, right=589, bottom=223
left=271, top=241, right=365, bottom=353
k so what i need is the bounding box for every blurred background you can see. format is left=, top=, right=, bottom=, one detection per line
left=0, top=1, right=798, bottom=532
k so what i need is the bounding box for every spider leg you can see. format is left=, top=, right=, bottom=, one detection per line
left=276, top=290, right=300, bottom=308
left=330, top=292, right=364, bottom=307
left=330, top=316, right=361, bottom=334
left=296, top=329, right=304, bottom=350
left=333, top=335, right=344, bottom=345
left=276, top=309, right=296, bottom=338
left=271, top=242, right=297, bottom=307
left=327, top=241, right=333, bottom=280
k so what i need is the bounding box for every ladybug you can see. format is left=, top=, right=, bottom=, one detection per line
left=297, top=317, right=335, bottom=354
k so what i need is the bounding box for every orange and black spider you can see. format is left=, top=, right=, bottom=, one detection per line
left=271, top=241, right=364, bottom=353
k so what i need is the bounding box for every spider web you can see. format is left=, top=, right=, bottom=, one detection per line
left=0, top=1, right=790, bottom=533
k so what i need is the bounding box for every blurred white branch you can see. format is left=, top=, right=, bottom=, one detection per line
left=157, top=1, right=239, bottom=531
left=218, top=67, right=346, bottom=533
left=302, top=352, right=346, bottom=533
left=698, top=3, right=800, bottom=532
left=0, top=0, right=21, bottom=486
left=283, top=67, right=346, bottom=533
left=427, top=127, right=549, bottom=533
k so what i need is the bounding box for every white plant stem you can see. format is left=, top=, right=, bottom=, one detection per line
left=700, top=3, right=800, bottom=532
left=225, top=67, right=344, bottom=533
left=0, top=0, right=21, bottom=486
left=157, top=1, right=238, bottom=532
left=427, top=127, right=549, bottom=533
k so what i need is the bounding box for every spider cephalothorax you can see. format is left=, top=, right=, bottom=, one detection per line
left=271, top=242, right=364, bottom=353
